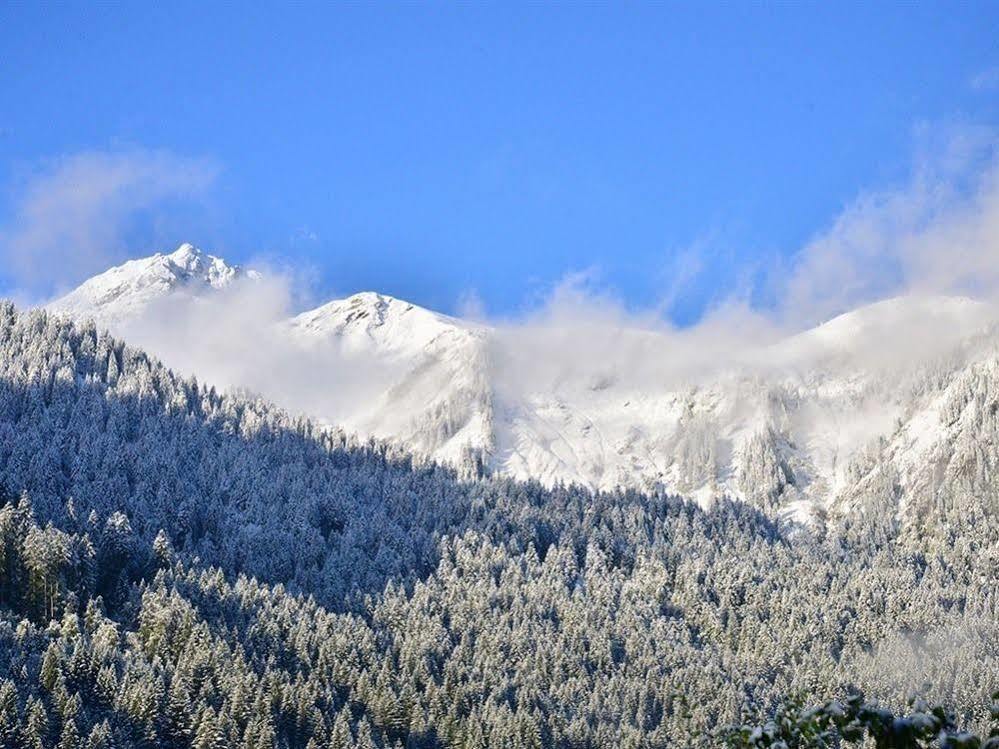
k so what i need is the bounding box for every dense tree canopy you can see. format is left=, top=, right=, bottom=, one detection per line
left=0, top=305, right=995, bottom=747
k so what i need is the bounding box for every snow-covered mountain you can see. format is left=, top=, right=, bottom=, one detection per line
left=46, top=244, right=999, bottom=525
left=287, top=292, right=495, bottom=468
left=48, top=243, right=259, bottom=328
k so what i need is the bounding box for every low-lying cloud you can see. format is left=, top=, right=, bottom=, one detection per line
left=117, top=273, right=399, bottom=429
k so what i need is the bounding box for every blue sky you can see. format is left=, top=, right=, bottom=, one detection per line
left=1, top=2, right=998, bottom=322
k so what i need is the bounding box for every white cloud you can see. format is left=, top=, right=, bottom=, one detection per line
left=118, top=125, right=999, bottom=423
left=774, top=128, right=999, bottom=326
left=971, top=66, right=999, bottom=92
left=0, top=149, right=217, bottom=297
left=481, top=127, right=999, bottom=402
left=116, top=271, right=398, bottom=428
left=456, top=288, right=487, bottom=321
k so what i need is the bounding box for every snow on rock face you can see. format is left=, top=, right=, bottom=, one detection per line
left=48, top=243, right=259, bottom=329
left=288, top=291, right=497, bottom=469
left=45, top=246, right=999, bottom=525
left=287, top=290, right=995, bottom=525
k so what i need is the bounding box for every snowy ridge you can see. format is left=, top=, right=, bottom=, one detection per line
left=289, top=291, right=482, bottom=358
left=48, top=243, right=259, bottom=329
left=47, top=244, right=999, bottom=525
left=288, top=291, right=497, bottom=468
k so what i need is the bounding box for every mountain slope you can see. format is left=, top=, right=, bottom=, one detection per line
left=288, top=291, right=496, bottom=468
left=46, top=245, right=999, bottom=524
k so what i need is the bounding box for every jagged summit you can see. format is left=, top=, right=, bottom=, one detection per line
left=169, top=241, right=201, bottom=264
left=48, top=243, right=258, bottom=328
left=47, top=246, right=496, bottom=472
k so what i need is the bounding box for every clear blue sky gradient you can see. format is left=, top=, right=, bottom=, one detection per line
left=2, top=2, right=998, bottom=320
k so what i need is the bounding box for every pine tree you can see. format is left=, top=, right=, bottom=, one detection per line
left=24, top=698, right=48, bottom=749
left=354, top=719, right=377, bottom=749
left=0, top=680, right=20, bottom=749
left=163, top=677, right=193, bottom=748
left=193, top=707, right=224, bottom=749
left=57, top=718, right=79, bottom=749
left=153, top=530, right=174, bottom=569
left=328, top=708, right=353, bottom=749
left=40, top=644, right=62, bottom=692
left=83, top=721, right=112, bottom=749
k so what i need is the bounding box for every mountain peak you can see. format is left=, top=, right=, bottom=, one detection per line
left=47, top=244, right=255, bottom=328
left=288, top=289, right=485, bottom=366
left=167, top=242, right=203, bottom=266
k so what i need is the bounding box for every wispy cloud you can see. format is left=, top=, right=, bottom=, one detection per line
left=480, top=125, right=999, bottom=399
left=0, top=149, right=217, bottom=298
left=780, top=126, right=999, bottom=325
left=970, top=66, right=999, bottom=92
left=456, top=288, right=487, bottom=321
left=117, top=272, right=398, bottom=425
left=290, top=225, right=320, bottom=244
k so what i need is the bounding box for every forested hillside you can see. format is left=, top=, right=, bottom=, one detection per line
left=0, top=304, right=997, bottom=748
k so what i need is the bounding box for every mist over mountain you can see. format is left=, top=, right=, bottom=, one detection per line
left=45, top=243, right=999, bottom=532
left=47, top=243, right=260, bottom=327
